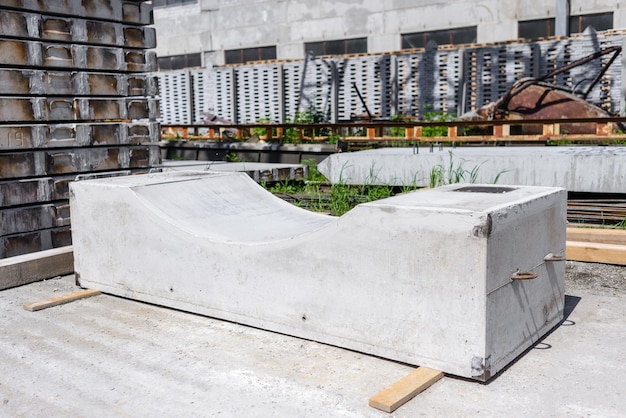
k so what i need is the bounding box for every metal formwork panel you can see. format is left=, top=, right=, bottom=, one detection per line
left=282, top=62, right=302, bottom=121
left=156, top=70, right=192, bottom=124
left=191, top=68, right=218, bottom=123
left=1, top=11, right=156, bottom=48
left=337, top=55, right=387, bottom=120
left=0, top=0, right=153, bottom=25
left=235, top=64, right=281, bottom=123
left=396, top=53, right=421, bottom=117
left=433, top=50, right=461, bottom=115
left=295, top=58, right=332, bottom=120
left=0, top=121, right=157, bottom=149
left=0, top=145, right=159, bottom=180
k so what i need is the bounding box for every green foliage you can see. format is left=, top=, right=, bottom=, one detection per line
left=284, top=108, right=328, bottom=143
left=301, top=158, right=327, bottom=182
left=226, top=152, right=240, bottom=162
left=252, top=117, right=275, bottom=138
left=422, top=111, right=456, bottom=137
left=428, top=151, right=508, bottom=188
left=388, top=114, right=406, bottom=137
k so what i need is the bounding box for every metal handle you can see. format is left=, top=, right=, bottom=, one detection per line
left=510, top=270, right=538, bottom=280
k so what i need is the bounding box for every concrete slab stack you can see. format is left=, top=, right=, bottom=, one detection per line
left=0, top=0, right=160, bottom=258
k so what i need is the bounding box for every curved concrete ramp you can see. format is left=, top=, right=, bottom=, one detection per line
left=70, top=171, right=566, bottom=381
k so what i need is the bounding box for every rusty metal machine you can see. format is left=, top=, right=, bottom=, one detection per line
left=462, top=46, right=622, bottom=134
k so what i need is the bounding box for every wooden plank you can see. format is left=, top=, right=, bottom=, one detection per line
left=0, top=246, right=74, bottom=291
left=567, top=227, right=626, bottom=246
left=23, top=289, right=101, bottom=312
left=369, top=367, right=444, bottom=413
left=566, top=241, right=626, bottom=266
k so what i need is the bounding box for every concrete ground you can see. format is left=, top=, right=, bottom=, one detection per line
left=1, top=263, right=625, bottom=417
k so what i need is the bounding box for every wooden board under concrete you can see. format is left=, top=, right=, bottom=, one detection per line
left=23, top=289, right=101, bottom=312
left=566, top=241, right=626, bottom=266
left=567, top=227, right=626, bottom=246
left=369, top=367, right=444, bottom=413
left=0, top=246, right=74, bottom=291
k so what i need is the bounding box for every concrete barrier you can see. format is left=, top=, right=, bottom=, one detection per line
left=70, top=171, right=566, bottom=381
left=318, top=146, right=626, bottom=193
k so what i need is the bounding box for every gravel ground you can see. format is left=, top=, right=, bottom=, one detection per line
left=566, top=260, right=626, bottom=295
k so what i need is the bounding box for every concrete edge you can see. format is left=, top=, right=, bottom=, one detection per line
left=0, top=246, right=74, bottom=291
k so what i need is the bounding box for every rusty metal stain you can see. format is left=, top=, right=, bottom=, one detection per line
left=0, top=40, right=29, bottom=66
left=43, top=45, right=74, bottom=67
left=125, top=51, right=146, bottom=71
left=129, top=147, right=150, bottom=168
left=88, top=99, right=122, bottom=120
left=51, top=227, right=72, bottom=247
left=127, top=100, right=148, bottom=119
left=83, top=0, right=116, bottom=20
left=127, top=76, right=146, bottom=95
left=0, top=69, right=31, bottom=94
left=53, top=178, right=73, bottom=200
left=0, top=179, right=40, bottom=206
left=87, top=73, right=119, bottom=95
left=128, top=124, right=150, bottom=143
left=47, top=98, right=76, bottom=120
left=90, top=124, right=121, bottom=145
left=0, top=232, right=43, bottom=259
left=42, top=18, right=73, bottom=41
left=89, top=148, right=121, bottom=171
left=46, top=72, right=74, bottom=95
left=122, top=3, right=141, bottom=22
left=0, top=10, right=29, bottom=37
left=86, top=20, right=118, bottom=45
left=87, top=47, right=119, bottom=70
left=46, top=151, right=77, bottom=174
left=0, top=98, right=36, bottom=121
left=48, top=125, right=76, bottom=144
left=123, top=27, right=144, bottom=48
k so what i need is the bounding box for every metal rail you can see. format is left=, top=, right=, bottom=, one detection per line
left=162, top=117, right=626, bottom=145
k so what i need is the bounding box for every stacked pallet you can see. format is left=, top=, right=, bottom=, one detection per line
left=0, top=0, right=160, bottom=258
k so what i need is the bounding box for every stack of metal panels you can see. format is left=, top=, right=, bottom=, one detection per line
left=0, top=0, right=160, bottom=258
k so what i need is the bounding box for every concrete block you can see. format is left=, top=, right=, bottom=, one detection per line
left=70, top=171, right=566, bottom=381
left=0, top=246, right=74, bottom=290
left=318, top=147, right=626, bottom=193
left=0, top=204, right=57, bottom=235
left=0, top=153, right=36, bottom=177
left=0, top=0, right=150, bottom=24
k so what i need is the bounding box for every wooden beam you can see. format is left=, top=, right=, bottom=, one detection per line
left=566, top=241, right=626, bottom=266
left=0, top=246, right=74, bottom=291
left=23, top=289, right=101, bottom=312
left=566, top=227, right=626, bottom=246
left=369, top=367, right=444, bottom=413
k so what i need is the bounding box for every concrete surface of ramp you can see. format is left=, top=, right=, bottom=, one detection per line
left=70, top=171, right=565, bottom=380
left=318, top=146, right=626, bottom=192
left=160, top=160, right=308, bottom=182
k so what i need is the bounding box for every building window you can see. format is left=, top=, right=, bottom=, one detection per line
left=401, top=27, right=477, bottom=49
left=518, top=18, right=555, bottom=39
left=153, top=0, right=197, bottom=7
left=304, top=38, right=367, bottom=56
left=224, top=46, right=277, bottom=64
left=158, top=53, right=202, bottom=71
left=519, top=12, right=613, bottom=39
left=570, top=12, right=613, bottom=33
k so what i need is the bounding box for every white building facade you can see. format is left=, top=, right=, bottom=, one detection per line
left=153, top=0, right=624, bottom=69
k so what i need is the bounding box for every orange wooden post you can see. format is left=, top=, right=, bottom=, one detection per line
left=448, top=126, right=457, bottom=139
left=367, top=127, right=376, bottom=139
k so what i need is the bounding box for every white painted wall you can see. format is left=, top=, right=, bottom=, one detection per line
left=154, top=0, right=625, bottom=65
